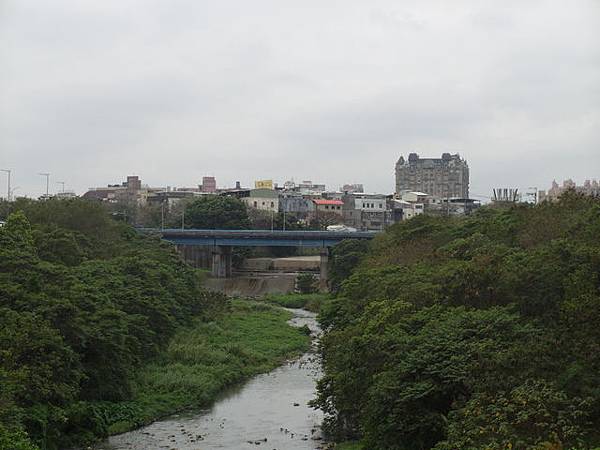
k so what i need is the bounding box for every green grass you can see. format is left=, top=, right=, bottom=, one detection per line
left=262, top=292, right=329, bottom=312
left=102, top=300, right=310, bottom=434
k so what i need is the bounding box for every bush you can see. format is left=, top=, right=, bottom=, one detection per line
left=296, top=273, right=318, bottom=294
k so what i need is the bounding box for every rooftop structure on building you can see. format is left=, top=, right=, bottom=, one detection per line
left=298, top=180, right=326, bottom=194
left=341, top=183, right=364, bottom=193
left=492, top=188, right=521, bottom=203
left=312, top=199, right=344, bottom=206
left=395, top=152, right=469, bottom=199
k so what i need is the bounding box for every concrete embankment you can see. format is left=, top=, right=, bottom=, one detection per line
left=204, top=274, right=297, bottom=296
left=204, top=256, right=320, bottom=296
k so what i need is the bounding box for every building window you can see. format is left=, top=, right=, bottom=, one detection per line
left=253, top=201, right=257, bottom=207
left=270, top=202, right=274, bottom=207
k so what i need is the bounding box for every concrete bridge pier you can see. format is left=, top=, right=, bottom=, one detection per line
left=212, top=245, right=232, bottom=278
left=319, top=248, right=330, bottom=291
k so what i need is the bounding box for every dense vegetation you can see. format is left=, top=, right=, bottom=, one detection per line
left=0, top=199, right=227, bottom=448
left=185, top=195, right=250, bottom=229
left=316, top=193, right=600, bottom=450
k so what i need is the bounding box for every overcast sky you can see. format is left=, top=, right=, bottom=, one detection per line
left=1, top=0, right=599, bottom=199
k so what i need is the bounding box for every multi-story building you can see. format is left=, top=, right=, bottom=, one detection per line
left=279, top=191, right=314, bottom=218
left=201, top=176, right=217, bottom=193
left=342, top=193, right=393, bottom=231
left=82, top=175, right=163, bottom=205
left=538, top=179, right=600, bottom=202
left=395, top=153, right=469, bottom=199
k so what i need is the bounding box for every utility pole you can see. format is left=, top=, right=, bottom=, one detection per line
left=39, top=173, right=50, bottom=197
left=181, top=206, right=185, bottom=230
left=161, top=201, right=165, bottom=230
left=0, top=169, right=10, bottom=201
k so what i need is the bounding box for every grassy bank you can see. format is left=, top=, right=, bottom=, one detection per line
left=262, top=292, right=329, bottom=313
left=102, top=300, right=311, bottom=434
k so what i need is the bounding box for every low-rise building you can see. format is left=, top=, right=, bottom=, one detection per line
left=342, top=193, right=393, bottom=230
left=147, top=190, right=206, bottom=208
left=279, top=192, right=314, bottom=216
left=393, top=199, right=425, bottom=220
left=312, top=199, right=344, bottom=217
left=242, top=188, right=279, bottom=212
left=82, top=175, right=163, bottom=205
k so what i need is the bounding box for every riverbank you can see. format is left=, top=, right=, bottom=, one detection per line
left=99, top=307, right=324, bottom=450
left=98, top=300, right=311, bottom=437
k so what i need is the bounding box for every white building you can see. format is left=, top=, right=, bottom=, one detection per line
left=353, top=193, right=387, bottom=211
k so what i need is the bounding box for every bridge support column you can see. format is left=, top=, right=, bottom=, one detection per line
left=212, top=246, right=232, bottom=278
left=319, top=248, right=330, bottom=292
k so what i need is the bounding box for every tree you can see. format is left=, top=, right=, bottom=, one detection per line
left=435, top=380, right=593, bottom=450
left=329, top=239, right=371, bottom=292
left=315, top=195, right=600, bottom=449
left=0, top=202, right=228, bottom=447
left=185, top=196, right=250, bottom=229
left=296, top=273, right=318, bottom=294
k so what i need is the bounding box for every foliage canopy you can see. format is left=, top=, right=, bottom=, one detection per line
left=0, top=199, right=226, bottom=449
left=316, top=193, right=600, bottom=450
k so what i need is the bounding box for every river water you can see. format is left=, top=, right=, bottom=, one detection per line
left=96, top=308, right=325, bottom=450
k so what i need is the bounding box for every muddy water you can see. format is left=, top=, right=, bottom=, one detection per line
left=96, top=309, right=325, bottom=450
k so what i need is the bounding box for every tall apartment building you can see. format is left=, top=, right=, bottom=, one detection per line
left=395, top=153, right=469, bottom=198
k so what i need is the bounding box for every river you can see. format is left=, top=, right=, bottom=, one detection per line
left=96, top=308, right=326, bottom=450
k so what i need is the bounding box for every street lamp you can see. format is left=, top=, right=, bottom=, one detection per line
left=56, top=181, right=65, bottom=193
left=0, top=169, right=11, bottom=201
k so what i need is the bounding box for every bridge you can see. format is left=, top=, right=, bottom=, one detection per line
left=141, top=229, right=377, bottom=287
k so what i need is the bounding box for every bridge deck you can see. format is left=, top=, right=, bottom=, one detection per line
left=140, top=228, right=377, bottom=248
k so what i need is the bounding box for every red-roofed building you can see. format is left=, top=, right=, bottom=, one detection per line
left=312, top=198, right=344, bottom=217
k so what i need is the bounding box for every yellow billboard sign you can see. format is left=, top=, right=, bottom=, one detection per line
left=254, top=179, right=274, bottom=189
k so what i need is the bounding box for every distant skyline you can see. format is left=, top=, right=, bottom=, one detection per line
left=1, top=1, right=599, bottom=199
